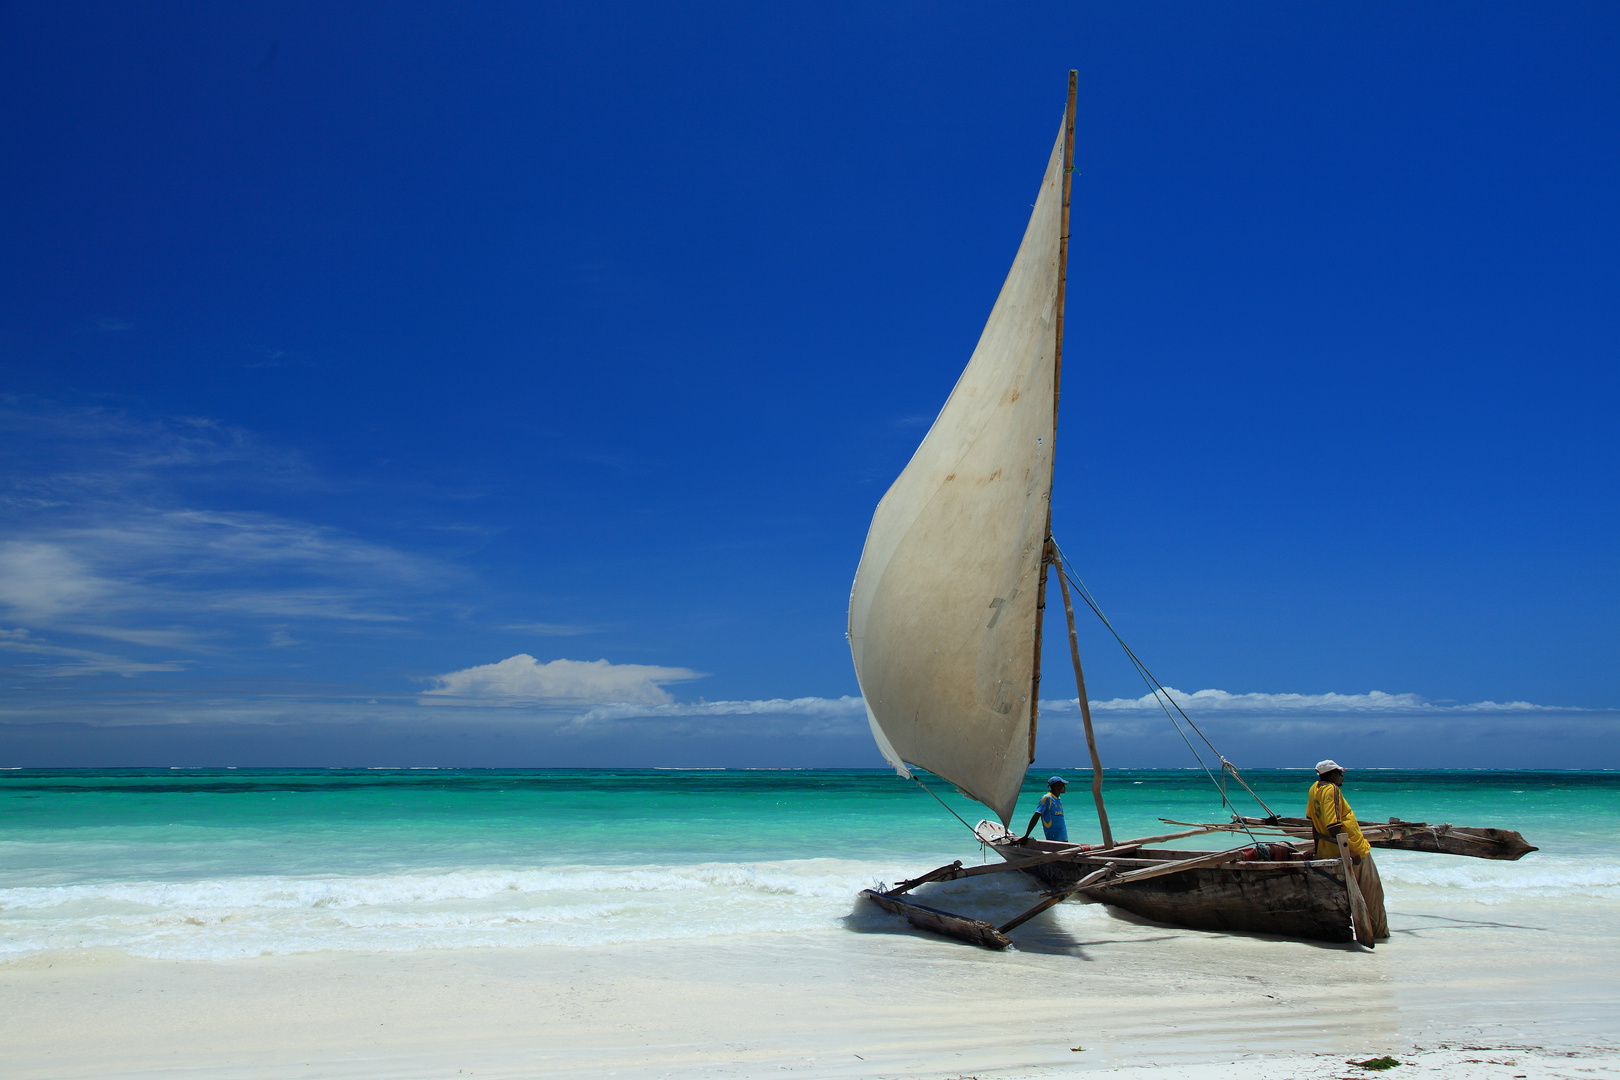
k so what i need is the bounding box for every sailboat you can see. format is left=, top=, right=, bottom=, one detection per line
left=847, top=73, right=1534, bottom=949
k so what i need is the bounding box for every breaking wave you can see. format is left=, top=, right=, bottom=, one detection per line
left=1378, top=853, right=1620, bottom=903
left=0, top=859, right=985, bottom=960
left=3, top=850, right=1611, bottom=959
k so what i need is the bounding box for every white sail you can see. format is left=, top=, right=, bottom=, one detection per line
left=848, top=120, right=1067, bottom=825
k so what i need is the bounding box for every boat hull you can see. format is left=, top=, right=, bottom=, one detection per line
left=992, top=840, right=1357, bottom=943
left=1240, top=816, right=1538, bottom=861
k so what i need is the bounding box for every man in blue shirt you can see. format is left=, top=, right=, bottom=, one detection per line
left=1019, top=776, right=1068, bottom=842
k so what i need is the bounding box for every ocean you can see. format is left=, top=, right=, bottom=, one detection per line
left=2, top=768, right=1616, bottom=961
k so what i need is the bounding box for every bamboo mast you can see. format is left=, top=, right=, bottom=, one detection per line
left=1055, top=552, right=1113, bottom=846
left=1027, top=69, right=1078, bottom=764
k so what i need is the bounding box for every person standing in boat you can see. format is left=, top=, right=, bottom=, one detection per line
left=1018, top=776, right=1068, bottom=842
left=1307, top=760, right=1388, bottom=940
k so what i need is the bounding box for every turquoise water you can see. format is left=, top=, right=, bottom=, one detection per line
left=2, top=768, right=1616, bottom=959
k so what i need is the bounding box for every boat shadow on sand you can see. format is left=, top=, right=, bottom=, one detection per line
left=843, top=881, right=1184, bottom=956
left=845, top=882, right=1379, bottom=955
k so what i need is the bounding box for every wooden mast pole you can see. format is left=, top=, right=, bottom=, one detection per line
left=1055, top=552, right=1113, bottom=846
left=1027, top=70, right=1078, bottom=765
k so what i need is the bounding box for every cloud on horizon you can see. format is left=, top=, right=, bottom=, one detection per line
left=1071, top=687, right=1574, bottom=716
left=2, top=680, right=1614, bottom=770
left=422, top=654, right=705, bottom=707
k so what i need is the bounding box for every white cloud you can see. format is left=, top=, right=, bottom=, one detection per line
left=422, top=655, right=704, bottom=706
left=66, top=625, right=198, bottom=649
left=418, top=672, right=1596, bottom=731
left=0, top=519, right=433, bottom=631
left=1077, top=687, right=1570, bottom=715
left=416, top=688, right=869, bottom=737
left=0, top=542, right=114, bottom=619
left=0, top=627, right=186, bottom=677
left=0, top=402, right=457, bottom=651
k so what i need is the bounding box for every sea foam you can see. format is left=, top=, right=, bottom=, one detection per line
left=0, top=859, right=934, bottom=960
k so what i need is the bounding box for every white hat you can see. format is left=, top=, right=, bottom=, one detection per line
left=1315, top=759, right=1344, bottom=776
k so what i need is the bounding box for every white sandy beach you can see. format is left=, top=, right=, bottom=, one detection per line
left=4, top=889, right=1616, bottom=1080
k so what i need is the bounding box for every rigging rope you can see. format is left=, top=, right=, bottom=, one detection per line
left=909, top=772, right=986, bottom=840
left=893, top=539, right=1280, bottom=847
left=1050, top=539, right=1278, bottom=835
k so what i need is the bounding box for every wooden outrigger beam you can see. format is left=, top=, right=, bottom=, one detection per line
left=997, top=867, right=1114, bottom=933
left=880, top=844, right=1129, bottom=896
left=1234, top=815, right=1537, bottom=861
left=863, top=825, right=1237, bottom=948
left=880, top=825, right=1226, bottom=897
left=994, top=841, right=1258, bottom=937
left=1087, top=842, right=1251, bottom=888
left=1159, top=816, right=1539, bottom=862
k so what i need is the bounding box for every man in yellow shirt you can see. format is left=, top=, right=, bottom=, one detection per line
left=1307, top=760, right=1388, bottom=940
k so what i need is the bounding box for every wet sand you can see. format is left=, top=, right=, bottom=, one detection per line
left=3, top=891, right=1615, bottom=1079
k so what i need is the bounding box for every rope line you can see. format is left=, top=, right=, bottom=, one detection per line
left=1051, top=541, right=1223, bottom=784
left=909, top=772, right=985, bottom=839
left=1050, top=539, right=1272, bottom=843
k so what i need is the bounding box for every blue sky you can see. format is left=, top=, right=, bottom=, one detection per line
left=2, top=3, right=1616, bottom=769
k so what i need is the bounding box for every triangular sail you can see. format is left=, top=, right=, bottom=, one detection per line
left=848, top=120, right=1066, bottom=825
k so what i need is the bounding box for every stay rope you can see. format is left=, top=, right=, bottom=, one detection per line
left=909, top=772, right=986, bottom=840
left=1050, top=539, right=1278, bottom=839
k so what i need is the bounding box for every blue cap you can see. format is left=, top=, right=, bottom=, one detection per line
left=1048, top=775, right=1066, bottom=787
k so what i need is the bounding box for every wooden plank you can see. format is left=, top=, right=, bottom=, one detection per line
left=996, top=842, right=1275, bottom=935
left=882, top=861, right=963, bottom=896
left=997, top=824, right=1224, bottom=859
left=1238, top=816, right=1538, bottom=861
left=889, top=827, right=1221, bottom=892
left=921, top=824, right=1224, bottom=886
left=1088, top=844, right=1250, bottom=888
left=885, top=850, right=1088, bottom=894
left=956, top=843, right=1133, bottom=878
left=860, top=890, right=1011, bottom=949
left=1074, top=824, right=1225, bottom=849
left=1337, top=831, right=1375, bottom=948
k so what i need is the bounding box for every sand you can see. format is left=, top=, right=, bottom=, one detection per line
left=3, top=891, right=1616, bottom=1080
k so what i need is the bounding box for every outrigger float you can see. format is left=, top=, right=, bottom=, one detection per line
left=847, top=73, right=1534, bottom=950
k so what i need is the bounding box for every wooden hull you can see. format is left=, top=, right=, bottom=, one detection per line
left=992, top=840, right=1357, bottom=943
left=1241, top=816, right=1538, bottom=861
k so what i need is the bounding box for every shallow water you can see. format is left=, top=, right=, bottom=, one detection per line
left=2, top=768, right=1614, bottom=960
